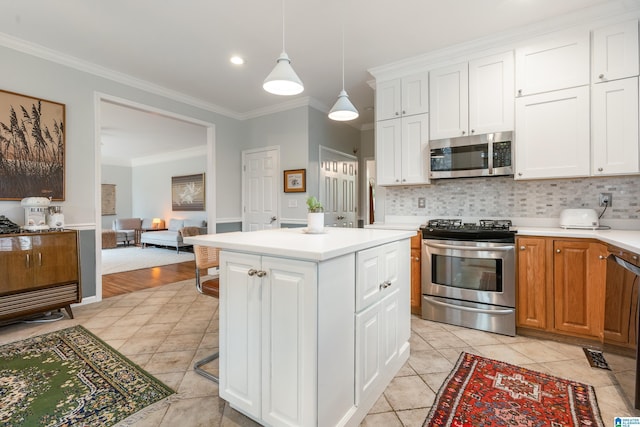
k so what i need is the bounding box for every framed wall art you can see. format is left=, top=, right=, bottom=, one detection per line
left=0, top=89, right=65, bottom=200
left=284, top=169, right=306, bottom=193
left=172, top=173, right=205, bottom=211
left=101, top=184, right=116, bottom=216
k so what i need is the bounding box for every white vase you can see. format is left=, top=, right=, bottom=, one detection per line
left=307, top=212, right=325, bottom=233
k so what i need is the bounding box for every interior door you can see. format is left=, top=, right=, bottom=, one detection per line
left=243, top=147, right=279, bottom=231
left=319, top=146, right=357, bottom=228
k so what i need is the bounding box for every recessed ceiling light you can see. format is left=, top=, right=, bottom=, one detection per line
left=230, top=56, right=245, bottom=65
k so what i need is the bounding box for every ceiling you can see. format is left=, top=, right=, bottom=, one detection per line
left=0, top=0, right=618, bottom=162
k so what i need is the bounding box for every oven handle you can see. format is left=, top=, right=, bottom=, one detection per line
left=424, top=296, right=514, bottom=315
left=424, top=242, right=514, bottom=252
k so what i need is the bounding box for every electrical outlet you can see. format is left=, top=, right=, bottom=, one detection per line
left=598, top=193, right=612, bottom=207
left=418, top=197, right=426, bottom=208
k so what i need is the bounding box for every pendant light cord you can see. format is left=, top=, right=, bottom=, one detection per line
left=281, top=0, right=286, bottom=52
left=341, top=24, right=345, bottom=90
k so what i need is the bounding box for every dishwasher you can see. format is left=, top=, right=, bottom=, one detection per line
left=603, top=246, right=640, bottom=413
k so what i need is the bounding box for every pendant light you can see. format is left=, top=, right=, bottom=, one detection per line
left=328, top=23, right=359, bottom=121
left=263, top=0, right=304, bottom=96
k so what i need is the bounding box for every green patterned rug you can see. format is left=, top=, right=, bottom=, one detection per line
left=0, top=325, right=174, bottom=426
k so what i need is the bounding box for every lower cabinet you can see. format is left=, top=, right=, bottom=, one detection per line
left=218, top=239, right=411, bottom=427
left=516, top=236, right=607, bottom=339
left=0, top=230, right=81, bottom=322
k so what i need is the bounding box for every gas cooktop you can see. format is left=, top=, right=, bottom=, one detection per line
left=420, top=219, right=516, bottom=242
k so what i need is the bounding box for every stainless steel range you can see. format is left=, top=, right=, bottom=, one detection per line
left=420, top=219, right=516, bottom=336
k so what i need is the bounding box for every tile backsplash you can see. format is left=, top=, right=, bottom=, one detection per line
left=385, top=175, right=640, bottom=220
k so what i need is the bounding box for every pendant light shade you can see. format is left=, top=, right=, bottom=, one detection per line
left=329, top=90, right=359, bottom=121
left=263, top=52, right=304, bottom=95
left=329, top=23, right=358, bottom=121
left=264, top=0, right=304, bottom=96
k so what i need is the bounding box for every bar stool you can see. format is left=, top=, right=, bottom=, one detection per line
left=193, top=245, right=220, bottom=383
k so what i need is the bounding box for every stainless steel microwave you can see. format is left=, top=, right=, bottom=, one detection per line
left=429, top=131, right=514, bottom=179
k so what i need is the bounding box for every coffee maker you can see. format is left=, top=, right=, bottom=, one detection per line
left=20, top=197, right=51, bottom=231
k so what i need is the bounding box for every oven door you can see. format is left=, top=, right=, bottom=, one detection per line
left=422, top=239, right=515, bottom=308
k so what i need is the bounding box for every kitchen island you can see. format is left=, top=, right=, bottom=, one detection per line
left=185, top=227, right=415, bottom=427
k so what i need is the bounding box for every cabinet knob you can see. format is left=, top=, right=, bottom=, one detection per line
left=556, top=249, right=561, bottom=253
left=402, top=110, right=406, bottom=115
left=413, top=256, right=420, bottom=261
left=517, top=89, right=522, bottom=96
left=402, top=179, right=406, bottom=182
left=461, top=130, right=466, bottom=135
left=599, top=73, right=605, bottom=79
left=518, top=172, right=523, bottom=177
left=520, top=246, right=526, bottom=250
left=599, top=255, right=605, bottom=260
left=256, top=270, right=267, bottom=278
left=379, top=280, right=392, bottom=290
left=395, top=179, right=400, bottom=182
left=248, top=269, right=258, bottom=276
left=597, top=167, right=603, bottom=172
left=633, top=255, right=638, bottom=261
left=395, top=112, right=400, bottom=116
left=470, top=129, right=475, bottom=134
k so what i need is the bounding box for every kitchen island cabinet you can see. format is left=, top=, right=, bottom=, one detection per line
left=185, top=228, right=414, bottom=427
left=516, top=236, right=607, bottom=340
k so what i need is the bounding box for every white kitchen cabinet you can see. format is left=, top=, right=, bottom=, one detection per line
left=220, top=251, right=318, bottom=427
left=515, top=28, right=589, bottom=96
left=375, top=113, right=429, bottom=186
left=592, top=77, right=639, bottom=175
left=376, top=72, right=429, bottom=121
left=429, top=51, right=514, bottom=140
left=592, top=20, right=639, bottom=84
left=355, top=241, right=409, bottom=406
left=515, top=86, right=590, bottom=180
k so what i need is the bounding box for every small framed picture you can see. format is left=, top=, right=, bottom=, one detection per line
left=284, top=169, right=306, bottom=193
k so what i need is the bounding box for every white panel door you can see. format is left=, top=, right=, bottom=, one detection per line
left=515, top=86, right=590, bottom=179
left=243, top=148, right=279, bottom=231
left=355, top=300, right=381, bottom=406
left=515, top=28, right=589, bottom=96
left=319, top=147, right=358, bottom=228
left=469, top=51, right=514, bottom=134
left=376, top=79, right=402, bottom=121
left=401, top=113, right=429, bottom=185
left=592, top=20, right=639, bottom=84
left=429, top=62, right=468, bottom=139
left=219, top=251, right=262, bottom=419
left=261, top=257, right=317, bottom=427
left=402, top=72, right=429, bottom=116
left=375, top=119, right=402, bottom=185
left=592, top=77, right=639, bottom=175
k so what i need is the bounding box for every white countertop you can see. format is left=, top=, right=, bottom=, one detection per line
left=515, top=227, right=640, bottom=253
left=184, top=227, right=416, bottom=261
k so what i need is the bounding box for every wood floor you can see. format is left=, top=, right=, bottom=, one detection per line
left=101, top=261, right=196, bottom=298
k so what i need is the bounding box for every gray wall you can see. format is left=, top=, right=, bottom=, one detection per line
left=101, top=164, right=133, bottom=229
left=0, top=44, right=246, bottom=299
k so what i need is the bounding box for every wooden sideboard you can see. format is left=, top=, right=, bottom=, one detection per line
left=0, top=230, right=81, bottom=323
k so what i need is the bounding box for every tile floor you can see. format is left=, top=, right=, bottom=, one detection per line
left=0, top=279, right=637, bottom=426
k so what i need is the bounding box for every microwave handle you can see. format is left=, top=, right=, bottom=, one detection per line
left=488, top=138, right=494, bottom=175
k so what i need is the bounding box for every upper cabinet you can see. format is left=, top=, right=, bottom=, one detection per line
left=592, top=77, right=639, bottom=175
left=515, top=28, right=590, bottom=96
left=429, top=51, right=514, bottom=140
left=592, top=20, right=639, bottom=84
left=376, top=72, right=429, bottom=121
left=515, top=86, right=590, bottom=180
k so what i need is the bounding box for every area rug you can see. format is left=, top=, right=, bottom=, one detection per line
left=102, top=246, right=194, bottom=275
left=0, top=325, right=174, bottom=426
left=424, top=352, right=604, bottom=427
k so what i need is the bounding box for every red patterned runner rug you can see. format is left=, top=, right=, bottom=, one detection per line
left=424, top=352, right=604, bottom=427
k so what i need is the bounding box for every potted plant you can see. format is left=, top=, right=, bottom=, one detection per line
left=306, top=196, right=324, bottom=233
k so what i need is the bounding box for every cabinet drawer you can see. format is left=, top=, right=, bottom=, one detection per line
left=356, top=242, right=400, bottom=312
